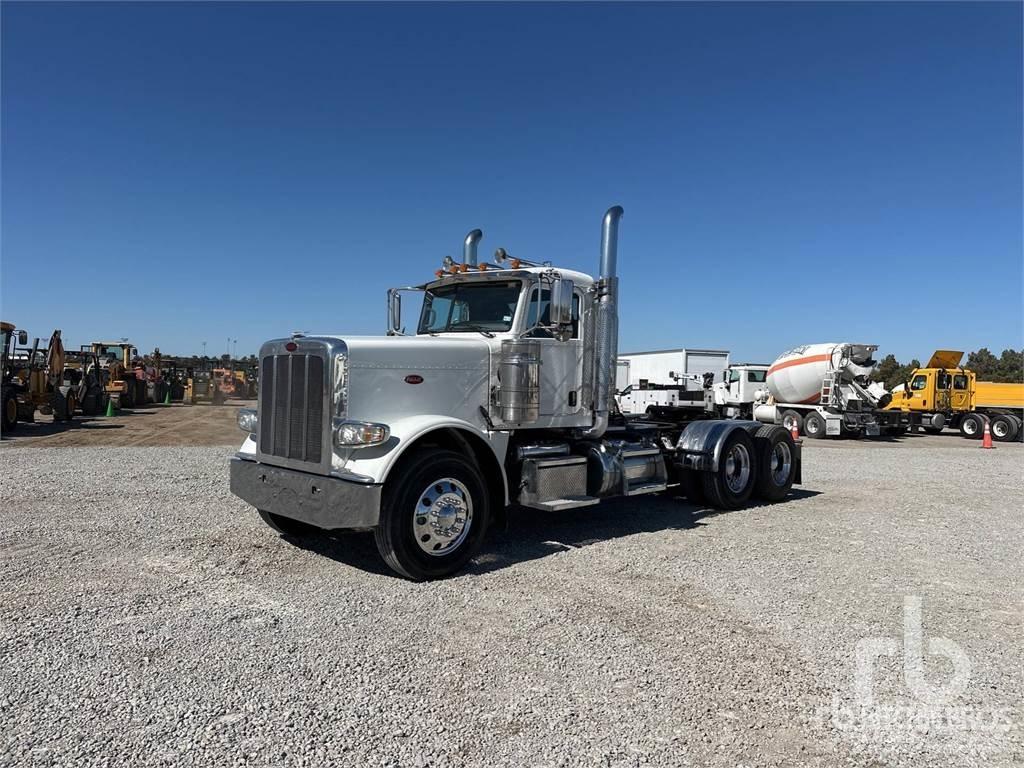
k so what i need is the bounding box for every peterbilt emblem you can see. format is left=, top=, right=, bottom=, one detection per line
left=404, top=375, right=424, bottom=385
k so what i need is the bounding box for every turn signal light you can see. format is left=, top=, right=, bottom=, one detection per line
left=478, top=264, right=488, bottom=271
left=510, top=258, right=521, bottom=269
left=434, top=269, right=444, bottom=278
left=459, top=263, right=469, bottom=273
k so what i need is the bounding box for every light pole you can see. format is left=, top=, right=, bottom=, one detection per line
left=233, top=339, right=238, bottom=360
left=202, top=341, right=207, bottom=358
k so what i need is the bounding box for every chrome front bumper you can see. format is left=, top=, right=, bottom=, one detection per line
left=230, top=457, right=381, bottom=529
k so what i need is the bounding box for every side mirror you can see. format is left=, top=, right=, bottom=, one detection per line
left=17, top=330, right=28, bottom=345
left=550, top=278, right=574, bottom=327
left=387, top=289, right=403, bottom=335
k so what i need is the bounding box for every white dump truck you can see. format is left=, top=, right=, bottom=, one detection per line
left=230, top=207, right=803, bottom=580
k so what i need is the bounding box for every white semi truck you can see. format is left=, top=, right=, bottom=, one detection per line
left=230, top=207, right=803, bottom=580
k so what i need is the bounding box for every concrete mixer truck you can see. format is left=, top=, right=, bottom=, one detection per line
left=739, top=343, right=898, bottom=438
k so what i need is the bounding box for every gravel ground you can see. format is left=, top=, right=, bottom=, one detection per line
left=1, top=439, right=1021, bottom=767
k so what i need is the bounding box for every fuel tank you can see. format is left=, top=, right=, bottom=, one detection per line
left=766, top=343, right=878, bottom=405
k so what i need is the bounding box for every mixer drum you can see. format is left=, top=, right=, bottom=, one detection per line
left=766, top=343, right=841, bottom=405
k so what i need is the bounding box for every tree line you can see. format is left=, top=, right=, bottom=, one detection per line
left=871, top=348, right=1024, bottom=390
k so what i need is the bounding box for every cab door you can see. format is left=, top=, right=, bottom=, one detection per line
left=934, top=371, right=952, bottom=412
left=905, top=371, right=932, bottom=411
left=524, top=287, right=583, bottom=418
left=950, top=373, right=971, bottom=411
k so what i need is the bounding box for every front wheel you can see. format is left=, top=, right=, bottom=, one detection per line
left=702, top=429, right=757, bottom=510
left=375, top=448, right=490, bottom=580
left=2, top=393, right=17, bottom=433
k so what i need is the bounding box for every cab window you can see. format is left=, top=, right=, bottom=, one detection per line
left=728, top=369, right=741, bottom=384
left=746, top=370, right=767, bottom=383
left=910, top=374, right=928, bottom=391
left=936, top=372, right=950, bottom=389
left=524, top=288, right=580, bottom=338
left=953, top=374, right=968, bottom=390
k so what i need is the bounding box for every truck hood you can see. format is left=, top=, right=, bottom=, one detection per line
left=325, top=334, right=495, bottom=366
left=309, top=335, right=494, bottom=429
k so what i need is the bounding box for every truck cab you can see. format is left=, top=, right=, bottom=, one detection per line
left=712, top=364, right=769, bottom=418
left=230, top=207, right=803, bottom=580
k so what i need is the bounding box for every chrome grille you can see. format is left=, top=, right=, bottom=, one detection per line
left=259, top=353, right=324, bottom=463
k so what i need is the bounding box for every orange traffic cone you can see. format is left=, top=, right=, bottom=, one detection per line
left=790, top=421, right=799, bottom=441
left=981, top=417, right=994, bottom=449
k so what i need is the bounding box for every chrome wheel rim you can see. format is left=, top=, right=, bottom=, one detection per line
left=723, top=443, right=751, bottom=494
left=770, top=441, right=792, bottom=486
left=782, top=413, right=798, bottom=431
left=963, top=419, right=978, bottom=435
left=413, top=478, right=473, bottom=557
left=992, top=420, right=1007, bottom=438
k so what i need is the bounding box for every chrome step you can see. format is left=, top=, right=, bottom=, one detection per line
left=526, top=495, right=601, bottom=512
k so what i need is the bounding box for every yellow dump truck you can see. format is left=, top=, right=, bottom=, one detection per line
left=885, top=350, right=1024, bottom=441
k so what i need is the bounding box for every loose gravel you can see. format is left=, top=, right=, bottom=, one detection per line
left=1, top=437, right=1021, bottom=767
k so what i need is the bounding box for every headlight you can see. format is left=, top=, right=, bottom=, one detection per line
left=333, top=419, right=389, bottom=448
left=237, top=408, right=258, bottom=433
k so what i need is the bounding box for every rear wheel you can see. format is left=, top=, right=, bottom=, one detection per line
left=959, top=413, right=983, bottom=439
left=803, top=411, right=827, bottom=439
left=375, top=448, right=490, bottom=580
left=702, top=429, right=757, bottom=510
left=753, top=426, right=796, bottom=502
left=990, top=414, right=1019, bottom=442
left=780, top=409, right=803, bottom=435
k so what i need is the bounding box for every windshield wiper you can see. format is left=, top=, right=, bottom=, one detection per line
left=447, top=323, right=495, bottom=338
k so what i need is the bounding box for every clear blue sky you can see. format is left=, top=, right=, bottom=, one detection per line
left=2, top=1, right=1021, bottom=364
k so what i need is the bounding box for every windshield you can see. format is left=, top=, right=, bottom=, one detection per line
left=418, top=281, right=521, bottom=334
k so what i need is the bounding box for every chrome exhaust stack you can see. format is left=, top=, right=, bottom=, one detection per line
left=582, top=205, right=623, bottom=439
left=463, top=229, right=483, bottom=266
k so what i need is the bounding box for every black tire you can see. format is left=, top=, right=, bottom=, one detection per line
left=63, top=394, right=77, bottom=422
left=990, top=414, right=1019, bottom=443
left=374, top=448, right=490, bottom=581
left=2, top=393, right=17, bottom=433
left=803, top=411, right=827, bottom=439
left=959, top=413, right=984, bottom=439
left=1009, top=415, right=1023, bottom=442
left=258, top=509, right=318, bottom=537
left=753, top=425, right=796, bottom=502
left=780, top=409, right=803, bottom=436
left=119, top=387, right=133, bottom=409
left=701, top=429, right=757, bottom=510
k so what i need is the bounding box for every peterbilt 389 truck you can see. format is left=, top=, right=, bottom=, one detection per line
left=230, top=207, right=802, bottom=580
